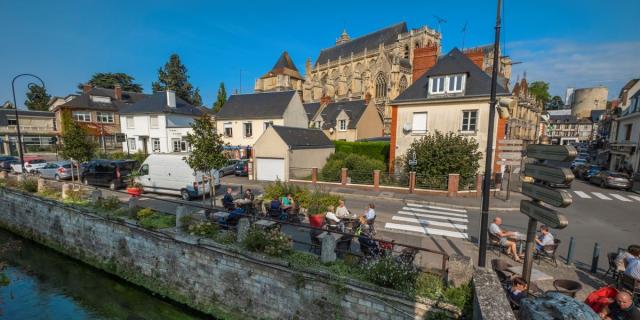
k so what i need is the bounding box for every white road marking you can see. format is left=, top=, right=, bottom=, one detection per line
left=384, top=223, right=468, bottom=239
left=610, top=194, right=632, bottom=202
left=401, top=206, right=468, bottom=218
left=406, top=203, right=467, bottom=213
left=592, top=192, right=612, bottom=200
left=573, top=191, right=592, bottom=199
left=397, top=211, right=469, bottom=223
left=628, top=195, right=640, bottom=202
left=392, top=216, right=468, bottom=230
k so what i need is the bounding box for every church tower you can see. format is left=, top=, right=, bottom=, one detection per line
left=254, top=51, right=305, bottom=93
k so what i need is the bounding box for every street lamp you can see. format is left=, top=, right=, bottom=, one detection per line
left=11, top=74, right=46, bottom=173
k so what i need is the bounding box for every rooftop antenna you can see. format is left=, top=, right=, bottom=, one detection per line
left=461, top=21, right=468, bottom=50
left=433, top=15, right=447, bottom=33
left=239, top=69, right=242, bottom=94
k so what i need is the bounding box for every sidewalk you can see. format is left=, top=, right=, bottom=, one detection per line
left=221, top=175, right=523, bottom=211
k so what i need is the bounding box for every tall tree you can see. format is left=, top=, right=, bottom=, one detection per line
left=1, top=101, right=14, bottom=109
left=192, top=87, right=203, bottom=106
left=528, top=81, right=551, bottom=106
left=78, top=72, right=143, bottom=92
left=546, top=95, right=564, bottom=110
left=24, top=85, right=51, bottom=111
left=212, top=82, right=227, bottom=113
left=59, top=111, right=96, bottom=163
left=152, top=53, right=195, bottom=104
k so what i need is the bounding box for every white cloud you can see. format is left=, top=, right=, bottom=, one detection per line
left=507, top=39, right=640, bottom=99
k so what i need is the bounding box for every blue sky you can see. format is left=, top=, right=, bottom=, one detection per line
left=1, top=0, right=639, bottom=107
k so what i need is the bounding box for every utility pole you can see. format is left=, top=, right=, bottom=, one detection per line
left=11, top=74, right=46, bottom=174
left=478, top=0, right=502, bottom=268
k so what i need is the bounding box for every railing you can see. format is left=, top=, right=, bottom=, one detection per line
left=414, top=174, right=448, bottom=190
left=0, top=125, right=56, bottom=133
left=379, top=171, right=409, bottom=187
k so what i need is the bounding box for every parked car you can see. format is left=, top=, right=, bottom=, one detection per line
left=570, top=158, right=586, bottom=170
left=0, top=156, right=18, bottom=171
left=36, top=161, right=78, bottom=181
left=577, top=165, right=602, bottom=180
left=80, top=160, right=138, bottom=190
left=11, top=156, right=48, bottom=173
left=234, top=160, right=249, bottom=176
left=218, top=159, right=239, bottom=176
left=589, top=171, right=632, bottom=190
left=135, top=154, right=221, bottom=200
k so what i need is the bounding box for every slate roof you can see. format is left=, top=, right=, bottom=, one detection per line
left=119, top=91, right=205, bottom=116
left=316, top=22, right=407, bottom=66
left=0, top=109, right=55, bottom=126
left=303, top=102, right=321, bottom=120
left=271, top=126, right=333, bottom=150
left=316, top=100, right=368, bottom=130
left=215, top=91, right=296, bottom=120
left=261, top=51, right=303, bottom=80
left=57, top=87, right=149, bottom=111
left=394, top=48, right=509, bottom=103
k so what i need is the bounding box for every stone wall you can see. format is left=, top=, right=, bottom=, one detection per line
left=0, top=187, right=458, bottom=320
left=472, top=268, right=516, bottom=320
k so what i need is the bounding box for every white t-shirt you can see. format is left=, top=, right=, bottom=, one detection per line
left=365, top=208, right=376, bottom=220
left=325, top=211, right=340, bottom=223
left=625, top=258, right=640, bottom=280
left=489, top=223, right=502, bottom=237
left=539, top=233, right=554, bottom=246
left=335, top=206, right=350, bottom=218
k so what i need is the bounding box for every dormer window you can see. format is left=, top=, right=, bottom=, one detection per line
left=90, top=95, right=111, bottom=103
left=429, top=74, right=466, bottom=95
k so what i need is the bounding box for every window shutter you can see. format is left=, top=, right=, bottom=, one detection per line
left=412, top=113, right=427, bottom=133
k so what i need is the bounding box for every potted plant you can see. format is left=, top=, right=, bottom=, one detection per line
left=126, top=172, right=143, bottom=197
left=307, top=204, right=325, bottom=228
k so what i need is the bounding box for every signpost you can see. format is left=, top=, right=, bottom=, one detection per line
left=497, top=139, right=523, bottom=200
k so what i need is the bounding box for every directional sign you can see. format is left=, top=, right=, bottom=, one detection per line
left=520, top=200, right=568, bottom=229
left=522, top=183, right=572, bottom=208
left=524, top=164, right=574, bottom=184
left=497, top=160, right=520, bottom=166
left=498, top=145, right=524, bottom=151
left=526, top=144, right=578, bottom=162
left=499, top=139, right=523, bottom=145
left=499, top=152, right=522, bottom=160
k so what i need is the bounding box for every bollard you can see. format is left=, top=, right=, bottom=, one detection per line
left=240, top=184, right=243, bottom=195
left=61, top=183, right=71, bottom=199
left=320, top=233, right=337, bottom=263
left=591, top=242, right=600, bottom=274
left=237, top=218, right=250, bottom=243
left=90, top=189, right=102, bottom=203
left=37, top=178, right=46, bottom=193
left=566, top=236, right=575, bottom=265
left=176, top=205, right=187, bottom=231
left=16, top=174, right=24, bottom=183
left=128, top=197, right=139, bottom=219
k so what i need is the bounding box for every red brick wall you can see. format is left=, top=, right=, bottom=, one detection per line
left=412, top=46, right=439, bottom=81
left=494, top=117, right=507, bottom=172
left=389, top=105, right=398, bottom=173
left=464, top=50, right=485, bottom=70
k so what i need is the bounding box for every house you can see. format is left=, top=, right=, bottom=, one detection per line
left=306, top=99, right=384, bottom=141
left=0, top=109, right=56, bottom=156
left=609, top=88, right=640, bottom=173
left=47, top=94, right=78, bottom=111
left=389, top=48, right=510, bottom=172
left=547, top=115, right=596, bottom=145
left=215, top=91, right=308, bottom=148
left=52, top=84, right=149, bottom=150
left=252, top=125, right=334, bottom=181
left=119, top=90, right=209, bottom=154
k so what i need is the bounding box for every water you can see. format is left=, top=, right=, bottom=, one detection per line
left=0, top=229, right=214, bottom=320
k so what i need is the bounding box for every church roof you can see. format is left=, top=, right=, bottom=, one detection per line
left=315, top=22, right=408, bottom=66
left=260, top=51, right=303, bottom=80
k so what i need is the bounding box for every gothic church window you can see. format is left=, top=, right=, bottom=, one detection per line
left=375, top=73, right=387, bottom=99
left=404, top=45, right=410, bottom=59
left=399, top=76, right=408, bottom=93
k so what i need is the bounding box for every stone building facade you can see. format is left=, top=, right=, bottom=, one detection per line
left=508, top=78, right=543, bottom=143
left=302, top=22, right=441, bottom=133
left=254, top=51, right=304, bottom=94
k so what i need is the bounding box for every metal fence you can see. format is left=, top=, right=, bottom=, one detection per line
left=379, top=171, right=410, bottom=187
left=414, top=174, right=448, bottom=190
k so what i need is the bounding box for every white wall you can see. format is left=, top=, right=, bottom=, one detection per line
left=216, top=118, right=285, bottom=147
left=121, top=113, right=196, bottom=153
left=282, top=93, right=309, bottom=128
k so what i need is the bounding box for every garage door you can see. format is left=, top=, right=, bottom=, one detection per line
left=256, top=158, right=285, bottom=181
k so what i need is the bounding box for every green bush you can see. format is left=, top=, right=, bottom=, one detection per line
left=243, top=227, right=292, bottom=257
left=37, top=188, right=62, bottom=200
left=136, top=208, right=155, bottom=220
left=94, top=196, right=121, bottom=211
left=187, top=221, right=219, bottom=237
left=139, top=213, right=175, bottom=230
left=63, top=189, right=88, bottom=205
left=363, top=255, right=418, bottom=293
left=319, top=152, right=386, bottom=183
left=263, top=181, right=340, bottom=215
left=18, top=178, right=38, bottom=193
left=212, top=231, right=236, bottom=245
left=334, top=141, right=390, bottom=164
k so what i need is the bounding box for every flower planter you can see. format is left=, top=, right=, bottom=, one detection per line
left=308, top=214, right=324, bottom=228
left=127, top=187, right=143, bottom=197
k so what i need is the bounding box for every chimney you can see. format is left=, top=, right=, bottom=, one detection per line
left=320, top=95, right=332, bottom=105
left=412, top=45, right=440, bottom=80
left=166, top=90, right=176, bottom=108
left=364, top=92, right=372, bottom=105
left=114, top=85, right=122, bottom=100
left=463, top=48, right=486, bottom=70
left=83, top=83, right=92, bottom=94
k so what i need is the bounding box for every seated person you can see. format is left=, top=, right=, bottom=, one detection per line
left=268, top=197, right=282, bottom=217
left=535, top=225, right=555, bottom=252
left=243, top=188, right=254, bottom=201
left=325, top=205, right=342, bottom=230
left=507, top=277, right=528, bottom=305
left=489, top=217, right=522, bottom=263
left=364, top=203, right=376, bottom=224
left=598, top=291, right=640, bottom=320
left=616, top=245, right=640, bottom=272
left=222, top=187, right=235, bottom=210
left=585, top=286, right=619, bottom=314
left=219, top=207, right=244, bottom=226
left=358, top=225, right=379, bottom=257
left=335, top=200, right=351, bottom=219
left=625, top=257, right=640, bottom=281
left=280, top=193, right=294, bottom=212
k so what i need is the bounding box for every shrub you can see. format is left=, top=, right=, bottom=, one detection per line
left=139, top=213, right=175, bottom=230
left=300, top=188, right=341, bottom=215
left=334, top=141, right=390, bottom=164
left=243, top=227, right=292, bottom=257
left=180, top=215, right=196, bottom=228
left=37, top=188, right=61, bottom=200
left=443, top=282, right=473, bottom=313
left=187, top=221, right=219, bottom=237
left=212, top=231, right=236, bottom=245
left=363, top=255, right=418, bottom=292
left=414, top=273, right=445, bottom=300
left=63, top=189, right=88, bottom=205
left=95, top=196, right=121, bottom=211
left=263, top=180, right=303, bottom=202
left=136, top=208, right=155, bottom=220
left=320, top=152, right=386, bottom=183
left=18, top=178, right=38, bottom=193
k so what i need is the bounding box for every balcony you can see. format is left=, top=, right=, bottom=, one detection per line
left=0, top=125, right=56, bottom=135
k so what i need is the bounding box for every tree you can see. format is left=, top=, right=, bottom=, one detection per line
left=192, top=87, right=203, bottom=106
left=59, top=111, right=96, bottom=163
left=212, top=82, right=227, bottom=113
left=528, top=81, right=551, bottom=106
left=152, top=53, right=195, bottom=104
left=403, top=131, right=481, bottom=188
left=1, top=101, right=14, bottom=109
left=184, top=114, right=227, bottom=205
left=78, top=72, right=143, bottom=92
left=24, top=85, right=51, bottom=111
left=546, top=95, right=564, bottom=110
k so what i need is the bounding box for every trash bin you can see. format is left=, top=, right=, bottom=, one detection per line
left=553, top=279, right=583, bottom=298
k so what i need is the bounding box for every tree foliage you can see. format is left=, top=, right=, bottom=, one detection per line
left=192, top=88, right=203, bottom=106
left=59, top=111, right=96, bottom=162
left=184, top=114, right=227, bottom=174
left=528, top=81, right=551, bottom=106
left=212, top=82, right=227, bottom=113
left=152, top=53, right=196, bottom=104
left=24, top=85, right=51, bottom=111
left=403, top=131, right=481, bottom=184
left=545, top=95, right=564, bottom=110
left=78, top=72, right=143, bottom=92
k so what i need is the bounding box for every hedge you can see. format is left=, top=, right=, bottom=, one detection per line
left=333, top=141, right=390, bottom=164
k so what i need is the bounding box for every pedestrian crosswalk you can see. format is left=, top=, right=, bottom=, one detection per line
left=384, top=203, right=469, bottom=239
left=571, top=190, right=640, bottom=202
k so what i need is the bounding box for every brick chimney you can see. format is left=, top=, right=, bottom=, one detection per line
left=166, top=90, right=176, bottom=108
left=364, top=92, right=372, bottom=105
left=114, top=85, right=122, bottom=100
left=412, top=45, right=440, bottom=80
left=320, top=95, right=332, bottom=105
left=82, top=83, right=92, bottom=94
left=463, top=48, right=485, bottom=70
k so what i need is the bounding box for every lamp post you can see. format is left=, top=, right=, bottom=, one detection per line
left=11, top=74, right=46, bottom=174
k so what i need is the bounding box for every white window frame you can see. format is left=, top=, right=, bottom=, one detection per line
left=96, top=111, right=114, bottom=123
left=461, top=110, right=478, bottom=133
left=149, top=116, right=159, bottom=129
left=429, top=74, right=466, bottom=95
left=244, top=122, right=253, bottom=138
left=411, top=112, right=428, bottom=135
left=338, top=120, right=347, bottom=131
left=223, top=122, right=233, bottom=138
left=126, top=116, right=134, bottom=129
left=448, top=74, right=465, bottom=93
left=72, top=111, right=92, bottom=122
left=127, top=138, right=136, bottom=151
left=151, top=138, right=161, bottom=152
left=429, top=76, right=445, bottom=94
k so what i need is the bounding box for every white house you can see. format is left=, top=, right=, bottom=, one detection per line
left=119, top=90, right=210, bottom=154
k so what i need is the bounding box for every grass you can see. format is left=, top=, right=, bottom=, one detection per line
left=138, top=213, right=176, bottom=230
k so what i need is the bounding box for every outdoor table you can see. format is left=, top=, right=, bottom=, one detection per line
left=508, top=232, right=527, bottom=255
left=212, top=211, right=229, bottom=220
left=316, top=231, right=343, bottom=241
left=506, top=265, right=554, bottom=282
left=254, top=219, right=279, bottom=231
left=341, top=216, right=359, bottom=231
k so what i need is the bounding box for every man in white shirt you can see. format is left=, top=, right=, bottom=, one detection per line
left=364, top=203, right=376, bottom=221
left=489, top=217, right=521, bottom=262
left=535, top=225, right=554, bottom=252
left=625, top=258, right=640, bottom=281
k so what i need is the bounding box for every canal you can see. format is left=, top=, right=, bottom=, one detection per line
left=0, top=228, right=214, bottom=320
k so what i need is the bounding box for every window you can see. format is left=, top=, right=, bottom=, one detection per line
left=448, top=74, right=465, bottom=93
left=127, top=138, right=136, bottom=151
left=150, top=116, right=159, bottom=129
left=223, top=122, right=232, bottom=137
left=90, top=95, right=111, bottom=103
left=96, top=112, right=114, bottom=123
left=429, top=76, right=445, bottom=94
left=172, top=139, right=188, bottom=152
left=151, top=138, right=160, bottom=152
left=625, top=124, right=633, bottom=141
left=264, top=121, right=274, bottom=129
left=461, top=110, right=478, bottom=132
left=103, top=136, right=115, bottom=147
left=140, top=164, right=149, bottom=176
left=72, top=111, right=91, bottom=122
left=399, top=76, right=408, bottom=93
left=412, top=112, right=428, bottom=134
left=375, top=73, right=387, bottom=98
left=429, top=74, right=466, bottom=95
left=7, top=118, right=17, bottom=126
left=404, top=45, right=410, bottom=59
left=315, top=121, right=322, bottom=128
left=126, top=116, right=134, bottom=129
left=244, top=122, right=253, bottom=137
left=338, top=120, right=347, bottom=131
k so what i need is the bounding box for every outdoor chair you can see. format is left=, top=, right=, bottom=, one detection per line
left=621, top=274, right=640, bottom=299
left=604, top=252, right=623, bottom=285
left=308, top=229, right=322, bottom=254
left=366, top=216, right=376, bottom=234
left=396, top=247, right=418, bottom=265
left=268, top=207, right=281, bottom=219
left=535, top=239, right=561, bottom=267
left=325, top=218, right=340, bottom=232
left=488, top=233, right=505, bottom=256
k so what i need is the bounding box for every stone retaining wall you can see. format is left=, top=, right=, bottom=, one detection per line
left=0, top=187, right=458, bottom=320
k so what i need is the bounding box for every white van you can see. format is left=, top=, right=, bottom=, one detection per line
left=136, top=154, right=221, bottom=200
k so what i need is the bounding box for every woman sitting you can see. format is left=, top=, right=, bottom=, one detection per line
left=325, top=205, right=342, bottom=231
left=506, top=277, right=528, bottom=306
left=268, top=196, right=282, bottom=218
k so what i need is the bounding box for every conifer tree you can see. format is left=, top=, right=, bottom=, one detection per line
left=24, top=85, right=51, bottom=111
left=152, top=53, right=195, bottom=104
left=212, top=82, right=227, bottom=113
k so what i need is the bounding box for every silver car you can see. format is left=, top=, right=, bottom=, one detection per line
left=37, top=161, right=76, bottom=180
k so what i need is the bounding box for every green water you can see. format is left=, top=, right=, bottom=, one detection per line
left=0, top=229, right=214, bottom=320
